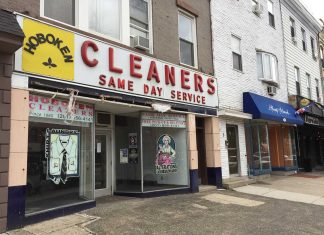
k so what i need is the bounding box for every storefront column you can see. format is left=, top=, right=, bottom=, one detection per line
left=0, top=11, right=24, bottom=232
left=7, top=89, right=29, bottom=229
left=187, top=114, right=199, bottom=193
left=0, top=54, right=12, bottom=232
left=204, top=117, right=222, bottom=188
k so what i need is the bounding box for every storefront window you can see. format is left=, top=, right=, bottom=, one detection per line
left=245, top=123, right=271, bottom=175
left=269, top=125, right=298, bottom=171
left=115, top=115, right=141, bottom=193
left=26, top=94, right=94, bottom=214
left=114, top=112, right=189, bottom=193
left=141, top=112, right=189, bottom=192
left=282, top=126, right=297, bottom=169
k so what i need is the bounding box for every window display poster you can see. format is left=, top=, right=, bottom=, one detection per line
left=128, top=133, right=137, bottom=148
left=45, top=128, right=80, bottom=184
left=155, top=134, right=177, bottom=174
left=120, top=148, right=129, bottom=164
left=29, top=94, right=94, bottom=123
left=141, top=112, right=186, bottom=128
left=129, top=148, right=138, bottom=164
left=128, top=133, right=138, bottom=163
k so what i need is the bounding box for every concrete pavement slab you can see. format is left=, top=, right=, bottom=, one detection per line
left=49, top=226, right=91, bottom=235
left=262, top=190, right=322, bottom=204
left=235, top=185, right=324, bottom=205
left=202, top=193, right=265, bottom=207
left=234, top=185, right=273, bottom=196
left=7, top=214, right=98, bottom=235
left=312, top=197, right=324, bottom=206
left=191, top=203, right=208, bottom=209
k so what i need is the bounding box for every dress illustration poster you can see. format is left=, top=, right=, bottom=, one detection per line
left=45, top=129, right=80, bottom=184
left=155, top=134, right=177, bottom=174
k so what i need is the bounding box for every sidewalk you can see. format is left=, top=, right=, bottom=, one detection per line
left=3, top=187, right=324, bottom=235
left=4, top=214, right=99, bottom=235
left=234, top=172, right=324, bottom=205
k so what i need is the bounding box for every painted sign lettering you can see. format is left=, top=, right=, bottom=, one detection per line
left=18, top=16, right=218, bottom=108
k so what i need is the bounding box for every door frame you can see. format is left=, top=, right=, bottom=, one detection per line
left=95, top=129, right=112, bottom=198
left=226, top=124, right=241, bottom=177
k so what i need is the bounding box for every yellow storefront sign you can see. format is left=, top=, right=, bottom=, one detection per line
left=22, top=18, right=74, bottom=81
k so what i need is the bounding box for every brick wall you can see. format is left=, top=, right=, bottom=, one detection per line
left=0, top=0, right=39, bottom=18
left=0, top=0, right=214, bottom=76
left=152, top=0, right=214, bottom=75
left=0, top=53, right=13, bottom=233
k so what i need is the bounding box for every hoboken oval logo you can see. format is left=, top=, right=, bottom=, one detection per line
left=22, top=18, right=74, bottom=81
left=24, top=33, right=73, bottom=64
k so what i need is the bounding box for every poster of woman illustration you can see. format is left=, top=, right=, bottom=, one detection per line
left=155, top=134, right=177, bottom=174
left=45, top=129, right=80, bottom=184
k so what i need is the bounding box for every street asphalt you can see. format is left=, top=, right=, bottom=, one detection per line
left=83, top=189, right=324, bottom=235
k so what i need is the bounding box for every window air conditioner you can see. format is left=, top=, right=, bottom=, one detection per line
left=317, top=97, right=321, bottom=103
left=291, top=37, right=297, bottom=43
left=252, top=3, right=264, bottom=15
left=133, top=35, right=150, bottom=51
left=267, top=85, right=277, bottom=96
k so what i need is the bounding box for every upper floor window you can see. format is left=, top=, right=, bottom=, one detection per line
left=320, top=46, right=324, bottom=68
left=42, top=0, right=76, bottom=26
left=89, top=0, right=121, bottom=40
left=267, top=0, right=275, bottom=27
left=178, top=11, right=197, bottom=67
left=306, top=73, right=311, bottom=98
left=231, top=35, right=242, bottom=71
left=130, top=0, right=151, bottom=51
left=294, top=66, right=300, bottom=96
left=310, top=37, right=316, bottom=59
left=41, top=0, right=151, bottom=48
left=290, top=17, right=296, bottom=41
left=301, top=28, right=307, bottom=51
left=315, top=78, right=320, bottom=101
left=256, top=52, right=278, bottom=83
left=252, top=0, right=258, bottom=7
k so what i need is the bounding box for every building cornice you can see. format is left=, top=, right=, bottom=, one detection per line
left=281, top=0, right=321, bottom=34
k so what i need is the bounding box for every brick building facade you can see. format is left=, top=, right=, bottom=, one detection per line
left=0, top=0, right=221, bottom=232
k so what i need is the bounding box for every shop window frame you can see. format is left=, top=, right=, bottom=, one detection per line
left=245, top=122, right=272, bottom=176
left=26, top=93, right=95, bottom=214
left=140, top=112, right=190, bottom=193
left=280, top=126, right=298, bottom=171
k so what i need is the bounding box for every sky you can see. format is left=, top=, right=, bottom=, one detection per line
left=299, top=0, right=324, bottom=24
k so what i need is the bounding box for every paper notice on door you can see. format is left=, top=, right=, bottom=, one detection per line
left=97, top=142, right=101, bottom=153
left=120, top=148, right=128, bottom=164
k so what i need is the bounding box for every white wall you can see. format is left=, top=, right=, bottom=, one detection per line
left=211, top=0, right=288, bottom=112
left=211, top=0, right=288, bottom=178
left=281, top=3, right=322, bottom=102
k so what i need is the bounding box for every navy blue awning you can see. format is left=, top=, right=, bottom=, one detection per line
left=243, top=92, right=304, bottom=125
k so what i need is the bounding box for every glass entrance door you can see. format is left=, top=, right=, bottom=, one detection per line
left=226, top=125, right=240, bottom=175
left=95, top=131, right=111, bottom=197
